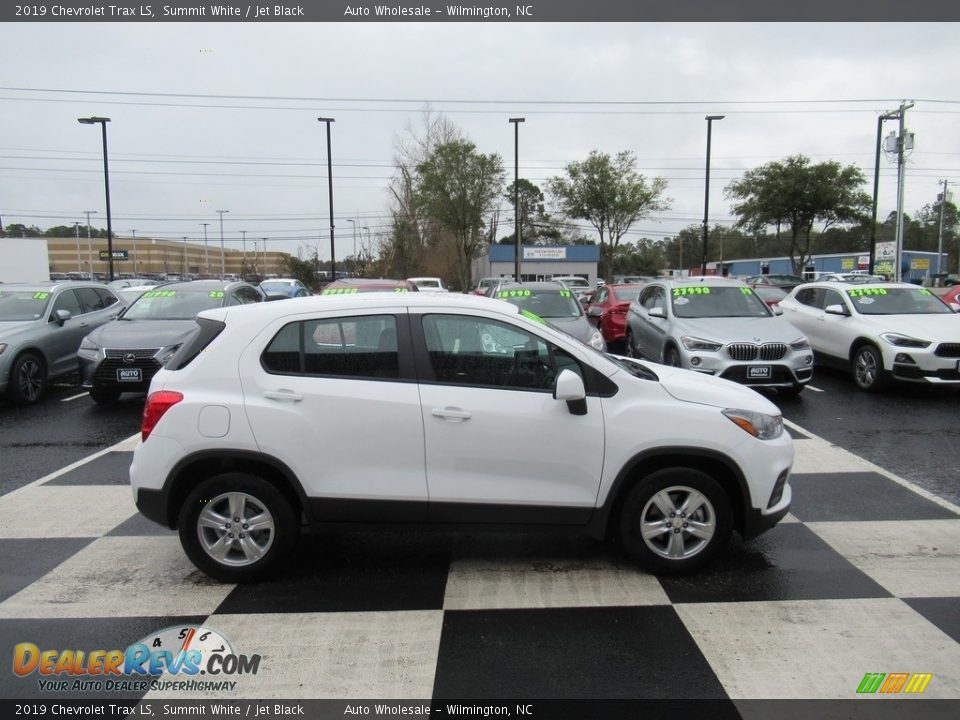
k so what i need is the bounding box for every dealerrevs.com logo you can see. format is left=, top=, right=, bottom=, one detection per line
left=13, top=625, right=260, bottom=693
left=856, top=672, right=933, bottom=694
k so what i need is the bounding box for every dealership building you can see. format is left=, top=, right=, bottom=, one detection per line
left=472, top=244, right=601, bottom=285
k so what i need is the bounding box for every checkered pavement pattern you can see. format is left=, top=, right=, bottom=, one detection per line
left=1, top=423, right=958, bottom=702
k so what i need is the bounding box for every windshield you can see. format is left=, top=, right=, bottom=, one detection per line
left=260, top=282, right=293, bottom=292
left=0, top=290, right=51, bottom=321
left=671, top=286, right=771, bottom=318
left=613, top=288, right=643, bottom=303
left=556, top=277, right=590, bottom=288
left=496, top=288, right=583, bottom=318
left=122, top=288, right=227, bottom=320
left=846, top=287, right=953, bottom=315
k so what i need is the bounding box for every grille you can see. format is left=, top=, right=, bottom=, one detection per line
left=94, top=356, right=162, bottom=386
left=105, top=348, right=161, bottom=359
left=934, top=343, right=960, bottom=358
left=726, top=343, right=788, bottom=361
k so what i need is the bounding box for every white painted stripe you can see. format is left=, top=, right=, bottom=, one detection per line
left=804, top=385, right=824, bottom=393
left=784, top=419, right=960, bottom=516
left=60, top=392, right=90, bottom=402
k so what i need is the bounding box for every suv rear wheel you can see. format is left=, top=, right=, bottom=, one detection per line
left=618, top=468, right=732, bottom=575
left=178, top=473, right=297, bottom=582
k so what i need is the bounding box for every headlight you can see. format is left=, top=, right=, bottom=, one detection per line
left=77, top=338, right=101, bottom=360
left=681, top=335, right=722, bottom=352
left=155, top=344, right=182, bottom=366
left=879, top=333, right=931, bottom=349
left=722, top=408, right=784, bottom=440
left=587, top=330, right=605, bottom=350
left=789, top=337, right=810, bottom=351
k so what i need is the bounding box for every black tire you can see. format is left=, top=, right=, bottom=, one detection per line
left=178, top=472, right=297, bottom=582
left=89, top=387, right=121, bottom=404
left=852, top=344, right=888, bottom=392
left=8, top=352, right=46, bottom=405
left=624, top=328, right=637, bottom=358
left=663, top=345, right=682, bottom=368
left=779, top=383, right=805, bottom=397
left=618, top=467, right=733, bottom=575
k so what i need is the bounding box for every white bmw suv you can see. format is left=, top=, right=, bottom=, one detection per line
left=131, top=294, right=793, bottom=581
left=778, top=281, right=960, bottom=391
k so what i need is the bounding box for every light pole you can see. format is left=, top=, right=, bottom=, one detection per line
left=129, top=229, right=137, bottom=275
left=78, top=116, right=115, bottom=280
left=869, top=111, right=898, bottom=275
left=84, top=210, right=97, bottom=278
left=261, top=238, right=268, bottom=276
left=346, top=218, right=357, bottom=258
left=73, top=222, right=82, bottom=274
left=702, top=115, right=724, bottom=276
left=240, top=230, right=247, bottom=278
left=216, top=210, right=229, bottom=279
left=200, top=222, right=210, bottom=276
left=182, top=237, right=188, bottom=278
left=509, top=118, right=525, bottom=282
left=318, top=117, right=336, bottom=280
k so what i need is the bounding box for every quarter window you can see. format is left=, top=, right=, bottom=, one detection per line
left=262, top=314, right=399, bottom=380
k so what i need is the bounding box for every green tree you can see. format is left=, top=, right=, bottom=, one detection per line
left=415, top=140, right=505, bottom=290
left=547, top=150, right=670, bottom=279
left=502, top=179, right=556, bottom=245
left=2, top=223, right=43, bottom=238
left=725, top=155, right=872, bottom=274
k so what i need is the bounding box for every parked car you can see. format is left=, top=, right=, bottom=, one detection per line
left=78, top=280, right=264, bottom=403
left=407, top=277, right=449, bottom=293
left=0, top=282, right=123, bottom=404
left=752, top=285, right=788, bottom=308
left=472, top=277, right=502, bottom=296
left=584, top=283, right=648, bottom=352
left=941, top=284, right=960, bottom=307
left=492, top=281, right=606, bottom=351
left=624, top=277, right=813, bottom=395
left=116, top=285, right=156, bottom=306
left=108, top=278, right=161, bottom=290
left=321, top=278, right=418, bottom=294
left=551, top=275, right=593, bottom=302
left=778, top=281, right=960, bottom=391
left=259, top=278, right=311, bottom=299
left=816, top=273, right=884, bottom=283
left=130, top=292, right=793, bottom=581
left=745, top=274, right=807, bottom=292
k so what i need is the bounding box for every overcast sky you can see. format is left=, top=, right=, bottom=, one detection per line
left=1, top=22, right=958, bottom=263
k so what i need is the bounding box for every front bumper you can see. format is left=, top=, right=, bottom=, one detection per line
left=887, top=345, right=960, bottom=384
left=679, top=346, right=815, bottom=389
left=78, top=350, right=162, bottom=391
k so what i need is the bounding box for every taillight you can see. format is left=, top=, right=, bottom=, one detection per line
left=142, top=390, right=183, bottom=441
left=612, top=302, right=630, bottom=315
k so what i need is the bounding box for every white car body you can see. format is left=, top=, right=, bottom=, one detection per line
left=130, top=294, right=793, bottom=580
left=407, top=277, right=449, bottom=293
left=778, top=281, right=960, bottom=389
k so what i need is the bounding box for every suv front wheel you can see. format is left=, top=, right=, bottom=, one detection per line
left=178, top=473, right=297, bottom=582
left=618, top=467, right=732, bottom=575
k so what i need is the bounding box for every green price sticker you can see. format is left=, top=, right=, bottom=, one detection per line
left=918, top=289, right=933, bottom=296
left=673, top=287, right=711, bottom=296
left=322, top=287, right=359, bottom=295
left=519, top=309, right=546, bottom=325
left=497, top=289, right=532, bottom=299
left=740, top=287, right=753, bottom=295
left=33, top=292, right=50, bottom=300
left=208, top=291, right=225, bottom=298
left=144, top=290, right=177, bottom=298
left=848, top=288, right=887, bottom=298
left=394, top=288, right=409, bottom=293
left=559, top=290, right=572, bottom=297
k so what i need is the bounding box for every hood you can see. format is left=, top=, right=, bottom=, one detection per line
left=654, top=363, right=781, bottom=414
left=858, top=312, right=960, bottom=341
left=546, top=315, right=595, bottom=343
left=0, top=320, right=41, bottom=342
left=676, top=316, right=805, bottom=344
left=86, top=318, right=199, bottom=350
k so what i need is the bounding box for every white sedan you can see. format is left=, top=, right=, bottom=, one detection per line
left=778, top=281, right=960, bottom=391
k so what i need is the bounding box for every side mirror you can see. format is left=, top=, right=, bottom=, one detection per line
left=54, top=309, right=71, bottom=326
left=772, top=305, right=784, bottom=316
left=586, top=306, right=603, bottom=318
left=950, top=302, right=960, bottom=313
left=648, top=307, right=666, bottom=319
left=553, top=369, right=587, bottom=416
left=824, top=304, right=849, bottom=317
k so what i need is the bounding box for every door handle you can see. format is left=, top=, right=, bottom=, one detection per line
left=264, top=390, right=304, bottom=402
left=432, top=406, right=472, bottom=422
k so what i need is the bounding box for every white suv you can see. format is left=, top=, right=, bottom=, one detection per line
left=131, top=294, right=794, bottom=581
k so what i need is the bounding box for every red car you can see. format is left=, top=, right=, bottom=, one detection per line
left=942, top=285, right=960, bottom=307
left=751, top=285, right=788, bottom=308
left=584, top=283, right=647, bottom=351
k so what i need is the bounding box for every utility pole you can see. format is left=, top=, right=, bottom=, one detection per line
left=261, top=238, right=268, bottom=277
left=869, top=111, right=898, bottom=275
left=217, top=210, right=229, bottom=280
left=200, top=222, right=210, bottom=276
left=891, top=101, right=914, bottom=283
left=84, top=210, right=97, bottom=278
left=702, top=115, right=724, bottom=275
left=240, top=230, right=247, bottom=278
left=74, top=222, right=82, bottom=274
left=182, top=237, right=188, bottom=278
left=509, top=117, right=525, bottom=282
left=130, top=229, right=137, bottom=275
left=317, top=117, right=336, bottom=281
left=937, top=179, right=949, bottom=278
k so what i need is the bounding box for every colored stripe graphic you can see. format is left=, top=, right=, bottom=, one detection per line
left=880, top=672, right=910, bottom=693
left=904, top=674, right=933, bottom=694
left=857, top=673, right=885, bottom=694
